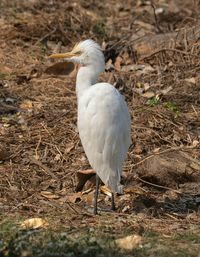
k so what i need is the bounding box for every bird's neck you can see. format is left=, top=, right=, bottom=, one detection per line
left=76, top=65, right=100, bottom=100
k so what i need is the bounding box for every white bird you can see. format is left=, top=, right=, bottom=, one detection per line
left=49, top=39, right=132, bottom=214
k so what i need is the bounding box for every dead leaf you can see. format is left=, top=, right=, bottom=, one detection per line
left=0, top=147, right=10, bottom=162
left=105, top=59, right=114, bottom=71
left=153, top=147, right=160, bottom=153
left=134, top=143, right=143, bottom=154
left=155, top=7, right=164, bottom=15
left=21, top=218, right=49, bottom=229
left=142, top=91, right=155, bottom=98
left=134, top=20, right=154, bottom=31
left=124, top=186, right=144, bottom=194
left=65, top=142, right=75, bottom=154
left=185, top=77, right=196, bottom=84
left=192, top=140, right=199, bottom=147
left=40, top=191, right=59, bottom=199
left=121, top=51, right=132, bottom=65
left=45, top=62, right=75, bottom=76
left=143, top=83, right=150, bottom=91
left=54, top=154, right=61, bottom=161
left=114, top=56, right=122, bottom=71
left=20, top=100, right=33, bottom=110
left=122, top=64, right=155, bottom=74
left=101, top=185, right=112, bottom=197
left=82, top=188, right=94, bottom=195
left=119, top=194, right=131, bottom=202
left=190, top=162, right=200, bottom=171
left=160, top=86, right=173, bottom=95
left=78, top=169, right=96, bottom=175
left=61, top=192, right=82, bottom=203
left=76, top=169, right=96, bottom=192
left=122, top=205, right=130, bottom=212
left=115, top=235, right=142, bottom=250
left=82, top=193, right=94, bottom=204
left=83, top=175, right=96, bottom=190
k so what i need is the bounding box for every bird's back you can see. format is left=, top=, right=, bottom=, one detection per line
left=78, top=83, right=131, bottom=193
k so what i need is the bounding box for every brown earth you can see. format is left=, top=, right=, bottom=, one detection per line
left=0, top=0, right=200, bottom=245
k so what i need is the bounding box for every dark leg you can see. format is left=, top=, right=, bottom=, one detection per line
left=94, top=175, right=100, bottom=215
left=111, top=193, right=116, bottom=211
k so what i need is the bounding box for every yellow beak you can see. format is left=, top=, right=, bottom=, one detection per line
left=49, top=52, right=75, bottom=59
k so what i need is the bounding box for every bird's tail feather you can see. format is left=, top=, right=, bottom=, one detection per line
left=107, top=178, right=123, bottom=194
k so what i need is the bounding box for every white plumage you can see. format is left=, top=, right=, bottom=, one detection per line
left=78, top=83, right=131, bottom=193
left=49, top=39, right=132, bottom=213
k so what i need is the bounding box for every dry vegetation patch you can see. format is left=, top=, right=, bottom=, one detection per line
left=0, top=0, right=200, bottom=256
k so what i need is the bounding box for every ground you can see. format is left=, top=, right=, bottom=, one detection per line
left=0, top=0, right=200, bottom=256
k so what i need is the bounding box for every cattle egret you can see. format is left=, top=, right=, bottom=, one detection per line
left=49, top=39, right=131, bottom=214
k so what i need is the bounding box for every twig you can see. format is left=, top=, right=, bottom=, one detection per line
left=150, top=110, right=183, bottom=128
left=142, top=48, right=200, bottom=61
left=29, top=156, right=58, bottom=180
left=150, top=1, right=163, bottom=33
left=132, top=146, right=197, bottom=168
left=180, top=151, right=200, bottom=166
left=104, top=35, right=130, bottom=52
left=35, top=133, right=42, bottom=160
left=164, top=213, right=180, bottom=220
left=34, top=27, right=57, bottom=45
left=40, top=199, right=79, bottom=215
left=191, top=104, right=199, bottom=118
left=64, top=201, right=79, bottom=215
left=137, top=177, right=182, bottom=194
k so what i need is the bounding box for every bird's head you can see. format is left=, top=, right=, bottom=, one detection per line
left=49, top=39, right=105, bottom=72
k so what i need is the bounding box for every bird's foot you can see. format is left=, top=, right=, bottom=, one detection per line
left=93, top=205, right=98, bottom=215
left=111, top=203, right=116, bottom=211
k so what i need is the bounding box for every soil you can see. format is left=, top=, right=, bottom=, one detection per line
left=0, top=0, right=200, bottom=256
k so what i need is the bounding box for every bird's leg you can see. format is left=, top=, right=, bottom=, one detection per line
left=94, top=175, right=100, bottom=215
left=111, top=193, right=116, bottom=211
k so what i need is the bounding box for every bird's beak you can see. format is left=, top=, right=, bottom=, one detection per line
left=49, top=51, right=75, bottom=59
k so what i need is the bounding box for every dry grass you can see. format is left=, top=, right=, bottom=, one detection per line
left=0, top=0, right=200, bottom=255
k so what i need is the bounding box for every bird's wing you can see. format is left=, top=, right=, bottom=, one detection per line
left=78, top=83, right=131, bottom=193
